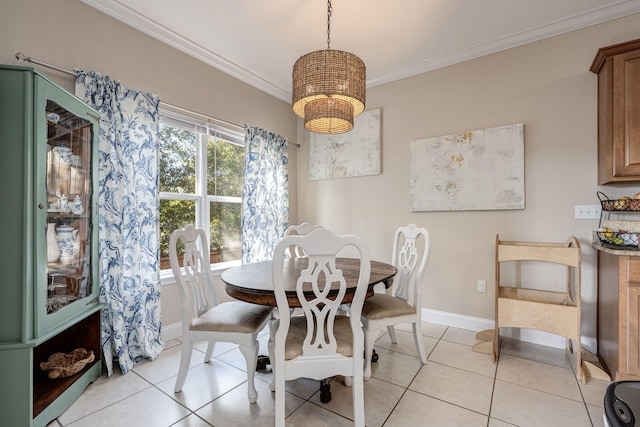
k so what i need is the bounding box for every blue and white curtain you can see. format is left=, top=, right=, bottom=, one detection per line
left=75, top=71, right=164, bottom=376
left=242, top=126, right=289, bottom=263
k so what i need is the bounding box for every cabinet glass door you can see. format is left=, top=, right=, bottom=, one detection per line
left=44, top=99, right=93, bottom=315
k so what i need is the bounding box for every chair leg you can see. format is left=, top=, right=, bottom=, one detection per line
left=204, top=340, right=216, bottom=363
left=387, top=324, right=397, bottom=344
left=412, top=321, right=427, bottom=364
left=352, top=363, right=365, bottom=427
left=238, top=340, right=260, bottom=404
left=274, top=349, right=286, bottom=426
left=363, top=327, right=379, bottom=381
left=174, top=337, right=193, bottom=393
left=268, top=319, right=276, bottom=392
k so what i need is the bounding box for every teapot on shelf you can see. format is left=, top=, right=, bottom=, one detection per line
left=71, top=195, right=83, bottom=215
left=59, top=194, right=70, bottom=214
left=52, top=144, right=72, bottom=165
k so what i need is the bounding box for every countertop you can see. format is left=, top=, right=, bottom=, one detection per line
left=592, top=231, right=640, bottom=256
left=592, top=241, right=640, bottom=256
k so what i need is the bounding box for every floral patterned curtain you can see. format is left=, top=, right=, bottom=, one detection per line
left=242, top=126, right=289, bottom=263
left=75, top=70, right=164, bottom=376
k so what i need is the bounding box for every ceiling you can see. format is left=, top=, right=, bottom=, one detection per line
left=80, top=0, right=640, bottom=103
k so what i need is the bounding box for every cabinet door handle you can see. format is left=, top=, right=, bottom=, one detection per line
left=38, top=203, right=44, bottom=209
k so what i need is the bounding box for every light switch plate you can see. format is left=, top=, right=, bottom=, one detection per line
left=575, top=205, right=601, bottom=219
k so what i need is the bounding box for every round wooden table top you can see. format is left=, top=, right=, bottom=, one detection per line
left=222, top=257, right=397, bottom=307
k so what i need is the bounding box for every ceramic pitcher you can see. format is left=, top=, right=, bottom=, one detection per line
left=56, top=224, right=79, bottom=264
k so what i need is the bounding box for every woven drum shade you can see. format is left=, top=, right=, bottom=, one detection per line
left=292, top=49, right=366, bottom=134
left=305, top=98, right=354, bottom=134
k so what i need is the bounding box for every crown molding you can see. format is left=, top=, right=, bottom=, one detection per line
left=368, top=0, right=640, bottom=87
left=80, top=0, right=291, bottom=102
left=81, top=0, right=640, bottom=102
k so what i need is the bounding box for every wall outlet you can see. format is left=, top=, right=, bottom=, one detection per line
left=477, top=279, right=487, bottom=293
left=575, top=204, right=601, bottom=219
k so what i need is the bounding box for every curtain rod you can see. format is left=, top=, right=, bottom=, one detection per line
left=14, top=52, right=300, bottom=148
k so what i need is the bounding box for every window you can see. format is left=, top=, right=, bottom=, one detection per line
left=158, top=110, right=244, bottom=270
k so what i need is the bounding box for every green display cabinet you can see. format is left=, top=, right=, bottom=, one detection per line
left=0, top=65, right=103, bottom=426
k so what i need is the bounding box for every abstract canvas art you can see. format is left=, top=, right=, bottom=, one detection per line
left=309, top=108, right=381, bottom=180
left=410, top=123, right=525, bottom=211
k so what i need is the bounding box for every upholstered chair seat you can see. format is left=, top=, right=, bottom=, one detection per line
left=361, top=294, right=416, bottom=319
left=170, top=225, right=273, bottom=404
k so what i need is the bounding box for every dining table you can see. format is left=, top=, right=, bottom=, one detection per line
left=221, top=256, right=397, bottom=402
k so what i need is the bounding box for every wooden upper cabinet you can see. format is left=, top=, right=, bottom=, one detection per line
left=591, top=39, right=640, bottom=184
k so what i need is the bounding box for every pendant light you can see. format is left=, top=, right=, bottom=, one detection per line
left=292, top=0, right=366, bottom=134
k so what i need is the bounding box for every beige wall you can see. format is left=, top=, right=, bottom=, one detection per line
left=0, top=0, right=298, bottom=329
left=296, top=13, right=640, bottom=344
left=4, top=0, right=640, bottom=346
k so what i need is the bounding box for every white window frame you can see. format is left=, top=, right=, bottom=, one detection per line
left=158, top=109, right=244, bottom=283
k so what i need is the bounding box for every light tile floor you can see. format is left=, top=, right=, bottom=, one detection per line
left=47, top=323, right=611, bottom=426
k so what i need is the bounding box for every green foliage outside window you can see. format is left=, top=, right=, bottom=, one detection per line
left=159, top=126, right=195, bottom=194
left=207, top=136, right=243, bottom=197
left=208, top=139, right=244, bottom=261
left=158, top=122, right=243, bottom=265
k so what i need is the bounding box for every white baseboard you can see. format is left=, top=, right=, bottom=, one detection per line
left=161, top=322, right=182, bottom=342
left=161, top=308, right=597, bottom=353
left=421, top=308, right=494, bottom=331
left=421, top=308, right=597, bottom=353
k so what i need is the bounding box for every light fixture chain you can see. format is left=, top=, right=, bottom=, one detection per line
left=326, top=0, right=332, bottom=49
left=292, top=0, right=365, bottom=134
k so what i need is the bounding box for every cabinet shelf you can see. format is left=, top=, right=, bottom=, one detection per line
left=46, top=108, right=92, bottom=141
left=47, top=213, right=88, bottom=221
left=32, top=311, right=101, bottom=418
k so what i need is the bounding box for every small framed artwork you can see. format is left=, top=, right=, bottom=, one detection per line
left=309, top=108, right=381, bottom=180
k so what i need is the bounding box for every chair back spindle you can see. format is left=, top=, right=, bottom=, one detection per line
left=283, top=222, right=322, bottom=258
left=390, top=223, right=430, bottom=307
left=169, top=225, right=218, bottom=320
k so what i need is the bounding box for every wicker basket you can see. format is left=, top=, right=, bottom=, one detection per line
left=598, top=191, right=633, bottom=211
left=597, top=230, right=639, bottom=249
left=40, top=348, right=95, bottom=379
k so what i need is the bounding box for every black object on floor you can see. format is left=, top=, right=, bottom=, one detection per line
left=257, top=355, right=334, bottom=402
left=256, top=355, right=270, bottom=371
left=604, top=381, right=640, bottom=426
left=320, top=379, right=332, bottom=403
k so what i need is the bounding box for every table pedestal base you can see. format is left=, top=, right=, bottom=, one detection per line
left=256, top=349, right=379, bottom=404
left=320, top=379, right=331, bottom=403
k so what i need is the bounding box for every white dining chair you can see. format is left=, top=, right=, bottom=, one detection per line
left=283, top=222, right=322, bottom=258
left=269, top=228, right=370, bottom=426
left=169, top=225, right=273, bottom=403
left=361, top=224, right=430, bottom=380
